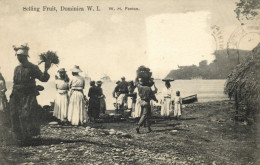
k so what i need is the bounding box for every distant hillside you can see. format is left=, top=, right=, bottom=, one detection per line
left=165, top=49, right=251, bottom=80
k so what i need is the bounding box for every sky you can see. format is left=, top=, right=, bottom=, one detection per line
left=0, top=0, right=257, bottom=81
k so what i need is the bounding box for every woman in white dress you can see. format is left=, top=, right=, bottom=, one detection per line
left=53, top=68, right=69, bottom=123
left=132, top=80, right=142, bottom=119
left=161, top=80, right=174, bottom=118
left=67, top=65, right=87, bottom=126
left=127, top=81, right=135, bottom=112
left=149, top=79, right=158, bottom=111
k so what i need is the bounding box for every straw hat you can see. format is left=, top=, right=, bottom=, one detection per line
left=97, top=81, right=103, bottom=85
left=70, top=65, right=82, bottom=73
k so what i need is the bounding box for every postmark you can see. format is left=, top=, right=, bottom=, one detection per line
left=227, top=24, right=260, bottom=61
left=211, top=25, right=225, bottom=51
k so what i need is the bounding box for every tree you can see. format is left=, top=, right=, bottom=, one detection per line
left=234, top=0, right=260, bottom=21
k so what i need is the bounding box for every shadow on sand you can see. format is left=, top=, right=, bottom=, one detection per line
left=25, top=137, right=118, bottom=148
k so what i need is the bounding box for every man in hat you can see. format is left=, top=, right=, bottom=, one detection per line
left=135, top=78, right=158, bottom=134
left=112, top=81, right=121, bottom=113
left=112, top=81, right=121, bottom=98
left=9, top=44, right=51, bottom=146
left=116, top=77, right=129, bottom=114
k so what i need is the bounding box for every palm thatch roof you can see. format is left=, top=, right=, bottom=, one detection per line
left=224, top=43, right=260, bottom=118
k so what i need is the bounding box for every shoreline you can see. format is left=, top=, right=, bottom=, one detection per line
left=1, top=100, right=259, bottom=164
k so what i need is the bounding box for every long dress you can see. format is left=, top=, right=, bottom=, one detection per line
left=150, top=84, right=158, bottom=111
left=127, top=86, right=135, bottom=110
left=67, top=75, right=86, bottom=125
left=0, top=78, right=8, bottom=112
left=132, top=87, right=141, bottom=118
left=174, top=96, right=182, bottom=117
left=98, top=87, right=106, bottom=114
left=88, top=86, right=100, bottom=119
left=53, top=79, right=69, bottom=122
left=9, top=62, right=50, bottom=142
left=0, top=77, right=8, bottom=126
left=160, top=87, right=174, bottom=117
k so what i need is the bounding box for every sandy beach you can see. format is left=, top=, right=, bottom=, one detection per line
left=0, top=100, right=259, bottom=165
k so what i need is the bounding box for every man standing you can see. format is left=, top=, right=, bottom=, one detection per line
left=116, top=77, right=129, bottom=114
left=112, top=81, right=121, bottom=113
left=9, top=44, right=51, bottom=146
left=136, top=78, right=158, bottom=134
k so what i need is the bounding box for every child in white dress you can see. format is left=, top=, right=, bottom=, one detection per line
left=174, top=91, right=182, bottom=119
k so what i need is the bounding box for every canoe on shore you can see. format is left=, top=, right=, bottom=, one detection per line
left=182, top=94, right=198, bottom=104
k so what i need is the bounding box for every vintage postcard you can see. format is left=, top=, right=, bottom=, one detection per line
left=0, top=0, right=259, bottom=164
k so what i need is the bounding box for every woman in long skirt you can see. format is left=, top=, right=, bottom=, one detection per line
left=132, top=84, right=142, bottom=119
left=97, top=81, right=106, bottom=115
left=53, top=68, right=69, bottom=123
left=67, top=65, right=87, bottom=126
left=0, top=72, right=8, bottom=128
left=9, top=45, right=50, bottom=145
left=161, top=80, right=174, bottom=118
left=0, top=72, right=8, bottom=112
left=127, top=81, right=135, bottom=112
left=88, top=81, right=100, bottom=122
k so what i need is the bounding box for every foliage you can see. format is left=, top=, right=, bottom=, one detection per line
left=224, top=43, right=260, bottom=118
left=234, top=0, right=260, bottom=21
left=135, top=65, right=153, bottom=86
left=166, top=49, right=250, bottom=79
left=38, top=51, right=59, bottom=66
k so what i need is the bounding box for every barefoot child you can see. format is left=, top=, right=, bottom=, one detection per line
left=174, top=91, right=182, bottom=119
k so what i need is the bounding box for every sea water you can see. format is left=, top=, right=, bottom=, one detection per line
left=5, top=80, right=228, bottom=110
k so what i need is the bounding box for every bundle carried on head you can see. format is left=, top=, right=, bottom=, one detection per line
left=136, top=65, right=153, bottom=86
left=13, top=44, right=30, bottom=56
left=13, top=44, right=29, bottom=52
left=38, top=51, right=59, bottom=66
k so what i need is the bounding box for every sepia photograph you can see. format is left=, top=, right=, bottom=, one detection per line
left=0, top=0, right=259, bottom=164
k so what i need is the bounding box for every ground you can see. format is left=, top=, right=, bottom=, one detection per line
left=0, top=100, right=259, bottom=165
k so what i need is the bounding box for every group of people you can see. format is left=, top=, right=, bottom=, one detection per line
left=112, top=77, right=183, bottom=133
left=53, top=66, right=106, bottom=126
left=113, top=77, right=182, bottom=120
left=0, top=44, right=107, bottom=146
left=0, top=44, right=183, bottom=146
left=160, top=80, right=182, bottom=120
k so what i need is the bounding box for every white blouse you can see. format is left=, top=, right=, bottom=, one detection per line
left=69, top=75, right=85, bottom=90
left=161, top=87, right=174, bottom=100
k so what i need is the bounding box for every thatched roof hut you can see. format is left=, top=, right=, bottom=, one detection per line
left=224, top=43, right=260, bottom=121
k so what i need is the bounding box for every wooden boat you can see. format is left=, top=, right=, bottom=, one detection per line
left=162, top=78, right=174, bottom=82
left=182, top=94, right=198, bottom=104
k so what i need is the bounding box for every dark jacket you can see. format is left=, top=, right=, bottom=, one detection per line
left=138, top=85, right=157, bottom=102
left=118, top=81, right=128, bottom=94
